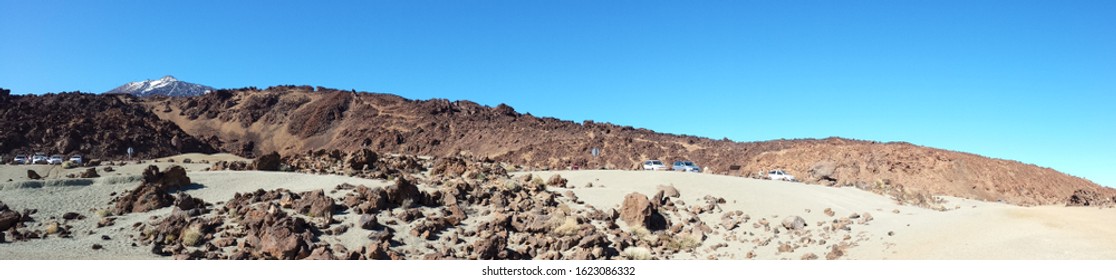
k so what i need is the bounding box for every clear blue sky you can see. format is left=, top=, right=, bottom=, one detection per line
left=2, top=1, right=1113, bottom=187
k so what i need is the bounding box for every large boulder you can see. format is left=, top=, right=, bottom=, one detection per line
left=253, top=152, right=282, bottom=171
left=472, top=231, right=508, bottom=260
left=346, top=149, right=378, bottom=171
left=114, top=183, right=174, bottom=214
left=114, top=165, right=191, bottom=214
left=141, top=165, right=191, bottom=190
left=258, top=222, right=313, bottom=260
left=294, top=189, right=337, bottom=221
left=619, top=192, right=667, bottom=230
left=385, top=177, right=422, bottom=207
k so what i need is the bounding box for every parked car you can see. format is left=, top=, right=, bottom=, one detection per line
left=672, top=160, right=701, bottom=172
left=32, top=153, right=48, bottom=164
left=48, top=155, right=65, bottom=165
left=642, top=160, right=667, bottom=171
left=767, top=170, right=796, bottom=181
left=69, top=155, right=84, bottom=165
left=14, top=155, right=28, bottom=165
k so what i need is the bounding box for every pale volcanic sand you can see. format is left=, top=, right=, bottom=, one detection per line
left=2, top=166, right=1114, bottom=260
left=528, top=170, right=1116, bottom=260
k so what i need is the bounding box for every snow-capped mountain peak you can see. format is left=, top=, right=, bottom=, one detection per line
left=105, top=75, right=214, bottom=97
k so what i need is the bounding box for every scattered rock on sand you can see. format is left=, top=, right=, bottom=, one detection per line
left=27, top=170, right=42, bottom=180
left=293, top=189, right=338, bottom=222
left=777, top=243, right=794, bottom=253
left=431, top=157, right=468, bottom=177
left=546, top=174, right=568, bottom=188
left=657, top=184, right=680, bottom=198
left=79, top=168, right=100, bottom=178
left=0, top=206, right=21, bottom=231
left=62, top=212, right=85, bottom=220
left=471, top=231, right=508, bottom=260
left=782, top=216, right=807, bottom=230
left=826, top=245, right=847, bottom=260
left=359, top=214, right=381, bottom=230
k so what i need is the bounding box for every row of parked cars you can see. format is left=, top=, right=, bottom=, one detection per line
left=7, top=153, right=84, bottom=165
left=641, top=160, right=702, bottom=172
left=640, top=159, right=798, bottom=181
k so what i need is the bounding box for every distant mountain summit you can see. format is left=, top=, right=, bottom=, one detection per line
left=105, top=75, right=214, bottom=97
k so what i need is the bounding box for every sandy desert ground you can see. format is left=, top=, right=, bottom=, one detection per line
left=2, top=156, right=1114, bottom=260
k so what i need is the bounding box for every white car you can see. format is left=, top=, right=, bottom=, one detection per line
left=767, top=170, right=796, bottom=181
left=672, top=160, right=701, bottom=172
left=32, top=153, right=48, bottom=164
left=642, top=160, right=667, bottom=171
left=13, top=155, right=28, bottom=165
left=69, top=155, right=84, bottom=165
left=47, top=155, right=65, bottom=165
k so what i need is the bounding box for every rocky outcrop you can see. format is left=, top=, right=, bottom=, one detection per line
left=252, top=152, right=282, bottom=171
left=0, top=92, right=215, bottom=159
left=113, top=165, right=191, bottom=214
left=1066, top=189, right=1116, bottom=207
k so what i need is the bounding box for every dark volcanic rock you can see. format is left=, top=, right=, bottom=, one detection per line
left=0, top=91, right=216, bottom=158
left=253, top=152, right=282, bottom=171
left=113, top=165, right=191, bottom=214
left=293, top=189, right=338, bottom=221
left=0, top=209, right=21, bottom=231
left=79, top=168, right=100, bottom=178
left=62, top=212, right=84, bottom=220
left=1066, top=189, right=1116, bottom=207
left=26, top=170, right=41, bottom=180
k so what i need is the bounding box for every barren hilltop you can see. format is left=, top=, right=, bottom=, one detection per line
left=131, top=86, right=1106, bottom=206
left=0, top=86, right=1110, bottom=206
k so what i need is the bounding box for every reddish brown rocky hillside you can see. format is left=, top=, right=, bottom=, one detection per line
left=145, top=86, right=1112, bottom=206
left=0, top=89, right=216, bottom=159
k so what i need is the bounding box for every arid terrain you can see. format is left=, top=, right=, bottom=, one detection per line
left=2, top=87, right=1115, bottom=260
left=2, top=153, right=1114, bottom=260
